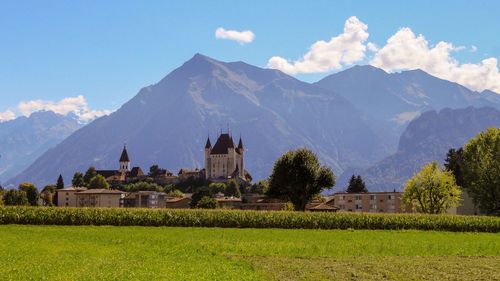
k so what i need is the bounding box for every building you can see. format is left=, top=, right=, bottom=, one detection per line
left=330, top=192, right=407, bottom=213
left=75, top=189, right=124, bottom=208
left=96, top=145, right=144, bottom=183
left=56, top=187, right=87, bottom=207
left=165, top=194, right=192, bottom=209
left=122, top=191, right=167, bottom=208
left=204, top=133, right=251, bottom=183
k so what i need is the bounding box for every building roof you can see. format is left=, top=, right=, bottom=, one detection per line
left=127, top=167, right=144, bottom=178
left=205, top=137, right=212, bottom=149
left=119, top=145, right=130, bottom=162
left=308, top=203, right=339, bottom=211
left=96, top=170, right=121, bottom=179
left=210, top=133, right=236, bottom=155
left=237, top=137, right=243, bottom=150
left=75, top=189, right=124, bottom=195
left=57, top=187, right=87, bottom=191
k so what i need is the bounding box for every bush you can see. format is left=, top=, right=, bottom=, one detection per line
left=0, top=207, right=498, bottom=232
left=195, top=196, right=218, bottom=209
left=2, top=191, right=29, bottom=206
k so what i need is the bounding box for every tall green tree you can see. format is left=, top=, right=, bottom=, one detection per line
left=148, top=165, right=160, bottom=178
left=41, top=185, right=57, bottom=206
left=88, top=175, right=110, bottom=189
left=224, top=179, right=241, bottom=198
left=72, top=172, right=85, bottom=187
left=403, top=161, right=461, bottom=214
left=19, top=182, right=39, bottom=206
left=56, top=174, right=65, bottom=189
left=346, top=175, right=368, bottom=193
left=190, top=186, right=213, bottom=208
left=251, top=180, right=269, bottom=194
left=84, top=167, right=97, bottom=186
left=3, top=190, right=28, bottom=206
left=462, top=128, right=500, bottom=215
left=444, top=148, right=465, bottom=187
left=267, top=148, right=335, bottom=211
left=195, top=196, right=218, bottom=209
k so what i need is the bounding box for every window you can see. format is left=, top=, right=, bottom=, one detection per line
left=388, top=195, right=395, bottom=200
left=355, top=204, right=362, bottom=210
left=355, top=195, right=362, bottom=200
left=370, top=195, right=376, bottom=200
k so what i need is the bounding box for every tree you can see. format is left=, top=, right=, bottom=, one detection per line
left=462, top=128, right=500, bottom=215
left=19, top=182, right=39, bottom=206
left=125, top=181, right=163, bottom=192
left=267, top=148, right=336, bottom=211
left=251, top=180, right=269, bottom=194
left=41, top=185, right=57, bottom=206
left=346, top=175, right=368, bottom=193
left=444, top=148, right=465, bottom=187
left=3, top=190, right=29, bottom=206
left=72, top=172, right=85, bottom=187
left=84, top=167, right=97, bottom=186
left=190, top=186, right=213, bottom=208
left=403, top=161, right=461, bottom=214
left=56, top=174, right=65, bottom=189
left=208, top=182, right=226, bottom=194
left=168, top=189, right=184, bottom=198
left=195, top=196, right=218, bottom=209
left=224, top=179, right=241, bottom=198
left=148, top=165, right=160, bottom=178
left=88, top=175, right=110, bottom=189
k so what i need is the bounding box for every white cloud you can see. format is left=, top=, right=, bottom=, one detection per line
left=370, top=28, right=500, bottom=93
left=267, top=16, right=369, bottom=74
left=0, top=110, right=16, bottom=123
left=18, top=95, right=113, bottom=123
left=215, top=27, right=255, bottom=44
left=471, top=45, right=478, bottom=52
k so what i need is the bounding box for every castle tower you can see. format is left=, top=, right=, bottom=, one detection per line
left=119, top=145, right=131, bottom=173
left=204, top=136, right=212, bottom=179
left=237, top=137, right=244, bottom=177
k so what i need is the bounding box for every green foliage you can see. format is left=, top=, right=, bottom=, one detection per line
left=83, top=167, right=97, bottom=186
left=19, top=182, right=39, bottom=206
left=125, top=182, right=163, bottom=192
left=190, top=186, right=213, bottom=208
left=251, top=180, right=269, bottom=194
left=72, top=172, right=85, bottom=187
left=168, top=189, right=184, bottom=198
left=148, top=165, right=160, bottom=178
left=0, top=206, right=499, bottom=232
left=195, top=196, right=218, bottom=209
left=41, top=185, right=57, bottom=207
left=268, top=148, right=335, bottom=211
left=444, top=148, right=465, bottom=187
left=56, top=174, right=65, bottom=189
left=88, top=175, right=110, bottom=190
left=346, top=175, right=368, bottom=193
left=403, top=161, right=461, bottom=214
left=224, top=180, right=241, bottom=198
left=462, top=128, right=500, bottom=215
left=281, top=202, right=295, bottom=211
left=208, top=182, right=226, bottom=194
left=2, top=190, right=28, bottom=206
left=0, top=189, right=3, bottom=206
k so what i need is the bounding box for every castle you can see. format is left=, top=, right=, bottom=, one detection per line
left=204, top=133, right=250, bottom=183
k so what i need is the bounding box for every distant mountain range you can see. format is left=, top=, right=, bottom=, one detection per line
left=5, top=54, right=500, bottom=189
left=315, top=65, right=500, bottom=130
left=0, top=111, right=81, bottom=185
left=336, top=106, right=500, bottom=191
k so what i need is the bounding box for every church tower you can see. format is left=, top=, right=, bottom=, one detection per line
left=119, top=145, right=131, bottom=173
left=204, top=136, right=212, bottom=179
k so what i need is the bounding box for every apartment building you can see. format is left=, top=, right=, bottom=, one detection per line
left=330, top=192, right=406, bottom=213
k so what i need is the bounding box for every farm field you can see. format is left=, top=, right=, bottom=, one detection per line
left=0, top=225, right=499, bottom=280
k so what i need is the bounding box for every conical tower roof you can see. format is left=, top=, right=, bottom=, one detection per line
left=119, top=145, right=130, bottom=162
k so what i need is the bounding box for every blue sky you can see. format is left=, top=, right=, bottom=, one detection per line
left=1, top=0, right=499, bottom=121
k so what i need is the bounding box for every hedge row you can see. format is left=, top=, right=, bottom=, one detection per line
left=0, top=206, right=499, bottom=232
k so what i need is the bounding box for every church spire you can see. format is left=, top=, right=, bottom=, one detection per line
left=119, top=144, right=130, bottom=162
left=237, top=137, right=243, bottom=150
left=205, top=136, right=212, bottom=149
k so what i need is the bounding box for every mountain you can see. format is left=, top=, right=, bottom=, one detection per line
left=0, top=111, right=82, bottom=186
left=339, top=106, right=500, bottom=191
left=315, top=65, right=500, bottom=129
left=8, top=54, right=395, bottom=187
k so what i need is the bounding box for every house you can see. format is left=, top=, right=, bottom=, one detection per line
left=56, top=187, right=87, bottom=207
left=122, top=191, right=167, bottom=208
left=177, top=168, right=204, bottom=181
left=75, top=189, right=124, bottom=208
left=96, top=145, right=144, bottom=183
left=216, top=197, right=242, bottom=209
left=204, top=133, right=251, bottom=184
left=329, top=192, right=407, bottom=213
left=165, top=194, right=192, bottom=209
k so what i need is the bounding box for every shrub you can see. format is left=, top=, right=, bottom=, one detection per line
left=196, top=197, right=218, bottom=209
left=0, top=207, right=498, bottom=232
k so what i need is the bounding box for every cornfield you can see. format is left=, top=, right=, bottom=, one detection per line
left=0, top=206, right=498, bottom=232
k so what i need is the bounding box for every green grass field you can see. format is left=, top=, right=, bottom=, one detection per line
left=0, top=225, right=499, bottom=280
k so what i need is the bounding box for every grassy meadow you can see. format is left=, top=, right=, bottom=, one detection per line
left=0, top=225, right=499, bottom=280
